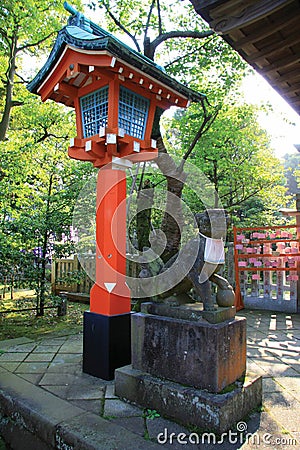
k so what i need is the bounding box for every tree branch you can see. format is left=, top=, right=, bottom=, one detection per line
left=17, top=31, right=56, bottom=52
left=102, top=1, right=141, bottom=52
left=11, top=100, right=23, bottom=107
left=15, top=72, right=29, bottom=84
left=144, top=0, right=156, bottom=49
left=35, top=126, right=68, bottom=144
left=222, top=184, right=270, bottom=208
left=157, top=0, right=162, bottom=35
left=165, top=37, right=214, bottom=68
left=181, top=101, right=220, bottom=163
left=0, top=27, right=10, bottom=47
left=227, top=189, right=264, bottom=208
left=147, top=29, right=214, bottom=59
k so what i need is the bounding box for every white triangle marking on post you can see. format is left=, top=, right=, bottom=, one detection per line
left=104, top=282, right=116, bottom=293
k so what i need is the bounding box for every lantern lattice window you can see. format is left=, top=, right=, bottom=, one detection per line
left=80, top=86, right=109, bottom=138
left=118, top=87, right=149, bottom=139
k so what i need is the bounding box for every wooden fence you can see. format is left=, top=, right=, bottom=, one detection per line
left=234, top=225, right=300, bottom=313
left=51, top=254, right=139, bottom=296
left=51, top=245, right=235, bottom=299
left=51, top=255, right=93, bottom=296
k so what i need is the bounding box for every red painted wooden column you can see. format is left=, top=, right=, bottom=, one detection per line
left=90, top=167, right=131, bottom=316
left=82, top=164, right=132, bottom=380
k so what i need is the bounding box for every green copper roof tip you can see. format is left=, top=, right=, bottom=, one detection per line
left=64, top=2, right=94, bottom=33
left=64, top=1, right=77, bottom=16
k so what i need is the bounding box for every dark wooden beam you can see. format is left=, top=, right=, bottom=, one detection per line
left=209, top=0, right=251, bottom=17
left=54, top=81, right=78, bottom=99
left=211, top=0, right=294, bottom=34
left=262, top=54, right=300, bottom=75
left=285, top=91, right=300, bottom=100
left=247, top=31, right=300, bottom=62
left=233, top=12, right=299, bottom=49
left=77, top=74, right=91, bottom=89
left=268, top=68, right=300, bottom=85
left=64, top=97, right=74, bottom=107
left=277, top=82, right=300, bottom=93
left=192, top=0, right=223, bottom=10
left=285, top=95, right=300, bottom=104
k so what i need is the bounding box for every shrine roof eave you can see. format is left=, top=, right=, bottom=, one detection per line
left=28, top=25, right=205, bottom=104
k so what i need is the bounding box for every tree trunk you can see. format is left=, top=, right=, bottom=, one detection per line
left=136, top=182, right=154, bottom=251
left=38, top=251, right=47, bottom=316
left=36, top=271, right=41, bottom=316
left=2, top=278, right=7, bottom=299
left=10, top=276, right=14, bottom=300
left=160, top=176, right=185, bottom=261
left=156, top=137, right=187, bottom=261
left=0, top=33, right=17, bottom=141
left=37, top=173, right=54, bottom=316
left=213, top=159, right=219, bottom=208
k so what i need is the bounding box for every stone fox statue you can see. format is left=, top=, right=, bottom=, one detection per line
left=139, top=209, right=235, bottom=311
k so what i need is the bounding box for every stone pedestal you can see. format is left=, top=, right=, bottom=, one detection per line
left=131, top=310, right=246, bottom=393
left=115, top=366, right=262, bottom=434
left=115, top=304, right=262, bottom=432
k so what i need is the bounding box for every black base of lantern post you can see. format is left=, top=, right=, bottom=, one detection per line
left=83, top=311, right=132, bottom=380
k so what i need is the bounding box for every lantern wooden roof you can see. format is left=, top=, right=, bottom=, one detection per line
left=191, top=0, right=300, bottom=116
left=28, top=3, right=205, bottom=110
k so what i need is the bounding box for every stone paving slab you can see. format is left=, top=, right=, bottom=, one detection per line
left=50, top=353, right=82, bottom=364
left=42, top=383, right=105, bottom=401
left=249, top=357, right=300, bottom=378
left=5, top=343, right=40, bottom=353
left=246, top=358, right=267, bottom=376
left=58, top=339, right=83, bottom=354
left=15, top=361, right=50, bottom=374
left=0, top=362, right=21, bottom=372
left=24, top=352, right=56, bottom=362
left=39, top=372, right=85, bottom=386
left=41, top=385, right=76, bottom=399
left=281, top=356, right=300, bottom=372
left=46, top=362, right=82, bottom=375
left=70, top=398, right=105, bottom=415
left=39, top=337, right=69, bottom=344
left=241, top=411, right=298, bottom=450
left=274, top=377, right=300, bottom=400
left=33, top=344, right=63, bottom=353
left=0, top=337, right=34, bottom=350
left=0, top=352, right=27, bottom=362
left=17, top=373, right=43, bottom=385
left=112, top=415, right=145, bottom=437
left=262, top=377, right=284, bottom=393
left=104, top=383, right=118, bottom=399
left=66, top=384, right=105, bottom=401
left=104, top=398, right=142, bottom=418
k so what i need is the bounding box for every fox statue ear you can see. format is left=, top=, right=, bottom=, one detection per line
left=194, top=211, right=209, bottom=229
